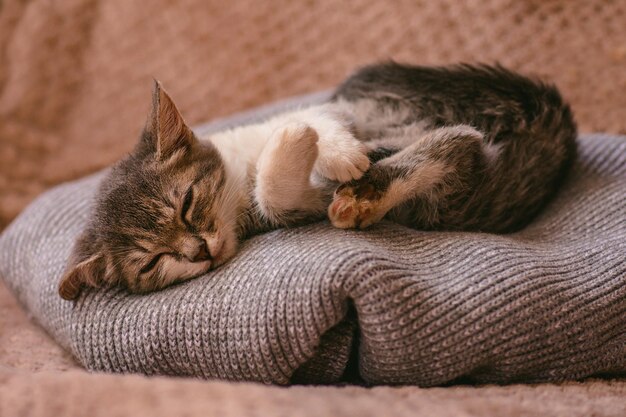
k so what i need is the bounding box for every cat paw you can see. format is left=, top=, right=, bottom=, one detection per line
left=259, top=122, right=319, bottom=174
left=256, top=122, right=319, bottom=218
left=328, top=182, right=386, bottom=229
left=314, top=130, right=370, bottom=183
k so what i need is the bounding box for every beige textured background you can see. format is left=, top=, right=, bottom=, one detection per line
left=1, top=1, right=625, bottom=415
left=1, top=0, right=626, bottom=230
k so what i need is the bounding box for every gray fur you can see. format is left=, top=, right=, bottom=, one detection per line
left=330, top=62, right=577, bottom=232
left=58, top=62, right=577, bottom=298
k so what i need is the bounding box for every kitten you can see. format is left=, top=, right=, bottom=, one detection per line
left=59, top=63, right=576, bottom=300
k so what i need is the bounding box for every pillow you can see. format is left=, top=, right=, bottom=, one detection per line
left=1, top=94, right=625, bottom=386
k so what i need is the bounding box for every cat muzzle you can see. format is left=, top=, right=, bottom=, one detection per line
left=190, top=240, right=212, bottom=262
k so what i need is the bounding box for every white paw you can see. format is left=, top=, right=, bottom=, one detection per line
left=255, top=122, right=319, bottom=218
left=259, top=122, right=318, bottom=168
left=314, top=129, right=370, bottom=183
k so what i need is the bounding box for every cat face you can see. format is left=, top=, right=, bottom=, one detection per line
left=59, top=82, right=240, bottom=300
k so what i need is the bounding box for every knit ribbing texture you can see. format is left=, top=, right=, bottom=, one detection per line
left=0, top=97, right=624, bottom=386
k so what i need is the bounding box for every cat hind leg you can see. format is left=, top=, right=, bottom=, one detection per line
left=328, top=125, right=485, bottom=229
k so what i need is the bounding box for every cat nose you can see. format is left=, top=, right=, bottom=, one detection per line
left=191, top=240, right=211, bottom=262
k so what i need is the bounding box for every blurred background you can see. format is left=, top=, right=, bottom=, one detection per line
left=0, top=0, right=625, bottom=229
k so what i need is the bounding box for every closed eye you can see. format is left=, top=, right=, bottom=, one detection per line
left=140, top=253, right=165, bottom=274
left=181, top=187, right=193, bottom=223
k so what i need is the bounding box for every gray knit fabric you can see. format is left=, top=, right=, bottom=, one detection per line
left=1, top=95, right=625, bottom=386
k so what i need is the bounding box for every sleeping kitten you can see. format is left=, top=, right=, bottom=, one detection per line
left=59, top=63, right=576, bottom=300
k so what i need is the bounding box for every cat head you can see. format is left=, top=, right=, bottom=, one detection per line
left=58, top=81, right=240, bottom=300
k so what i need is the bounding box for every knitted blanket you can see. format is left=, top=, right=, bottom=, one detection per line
left=0, top=98, right=624, bottom=385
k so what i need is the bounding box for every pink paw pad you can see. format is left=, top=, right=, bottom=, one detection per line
left=328, top=184, right=382, bottom=229
left=329, top=198, right=356, bottom=222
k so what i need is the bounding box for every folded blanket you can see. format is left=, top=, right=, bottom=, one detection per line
left=1, top=96, right=624, bottom=386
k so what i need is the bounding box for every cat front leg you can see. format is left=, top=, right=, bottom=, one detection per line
left=254, top=122, right=327, bottom=226
left=311, top=112, right=371, bottom=183
left=281, top=105, right=370, bottom=183
left=328, top=125, right=486, bottom=229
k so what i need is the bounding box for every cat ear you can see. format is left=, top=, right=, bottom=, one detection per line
left=58, top=233, right=106, bottom=301
left=148, top=80, right=194, bottom=161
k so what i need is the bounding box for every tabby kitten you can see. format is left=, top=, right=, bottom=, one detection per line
left=59, top=63, right=576, bottom=300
